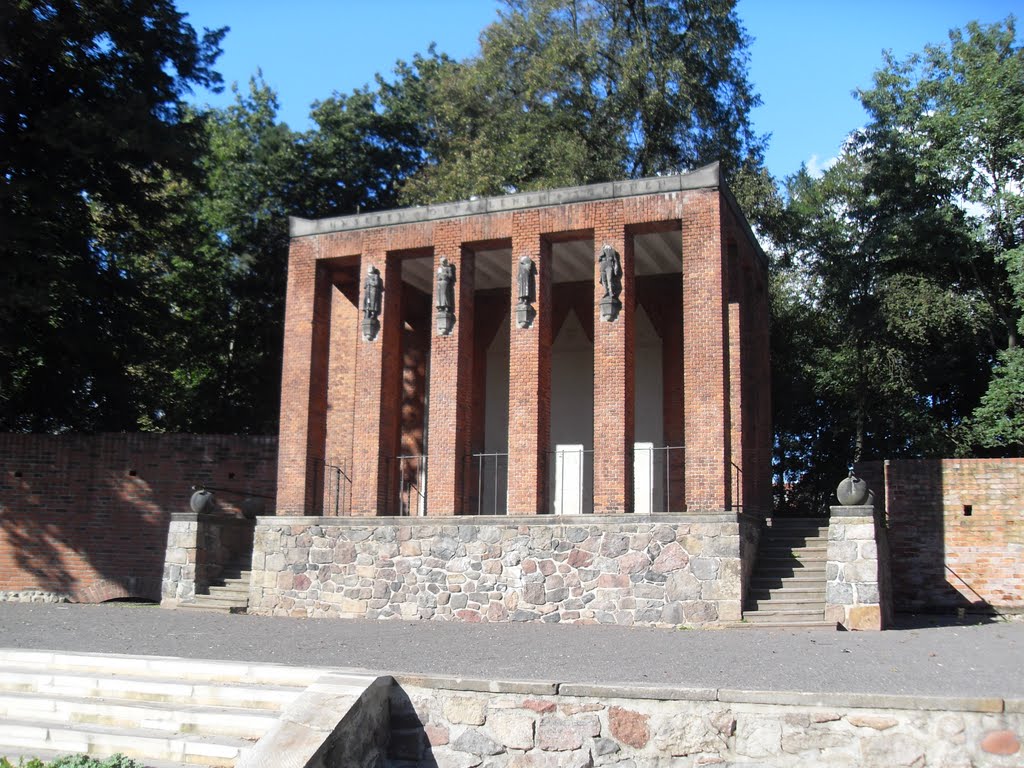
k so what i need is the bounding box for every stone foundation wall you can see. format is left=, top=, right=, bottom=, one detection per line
left=246, top=515, right=742, bottom=626
left=388, top=676, right=1022, bottom=767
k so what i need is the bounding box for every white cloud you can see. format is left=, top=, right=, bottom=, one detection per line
left=805, top=153, right=838, bottom=178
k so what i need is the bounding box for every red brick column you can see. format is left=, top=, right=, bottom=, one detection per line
left=350, top=249, right=402, bottom=516
left=727, top=244, right=744, bottom=512
left=661, top=284, right=686, bottom=512
left=507, top=211, right=551, bottom=515
left=324, top=276, right=360, bottom=513
left=683, top=192, right=732, bottom=511
left=426, top=231, right=475, bottom=515
left=752, top=269, right=773, bottom=513
left=592, top=216, right=634, bottom=514
left=276, top=237, right=331, bottom=515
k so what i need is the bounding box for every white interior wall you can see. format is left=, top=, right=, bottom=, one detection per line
left=550, top=309, right=595, bottom=514
left=479, top=304, right=665, bottom=515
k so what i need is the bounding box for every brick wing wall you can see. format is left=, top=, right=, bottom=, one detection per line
left=864, top=458, right=1024, bottom=614
left=0, top=433, right=276, bottom=602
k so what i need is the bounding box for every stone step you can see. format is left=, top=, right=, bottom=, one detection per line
left=759, top=540, right=828, bottom=550
left=0, top=669, right=302, bottom=711
left=209, top=573, right=251, bottom=587
left=205, top=589, right=249, bottom=602
left=0, top=651, right=327, bottom=688
left=0, top=651, right=379, bottom=768
left=733, top=620, right=838, bottom=630
left=177, top=596, right=248, bottom=612
left=0, top=691, right=277, bottom=739
left=758, top=554, right=827, bottom=564
left=744, top=608, right=826, bottom=622
left=756, top=557, right=826, bottom=568
left=748, top=590, right=826, bottom=603
left=747, top=599, right=826, bottom=613
left=753, top=566, right=825, bottom=579
left=0, top=718, right=252, bottom=767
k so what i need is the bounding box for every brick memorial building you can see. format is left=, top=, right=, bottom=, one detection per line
left=166, top=163, right=777, bottom=625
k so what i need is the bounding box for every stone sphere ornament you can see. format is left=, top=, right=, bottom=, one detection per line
left=836, top=472, right=872, bottom=507
left=190, top=488, right=215, bottom=514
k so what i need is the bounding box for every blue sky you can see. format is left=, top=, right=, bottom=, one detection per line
left=176, top=0, right=1021, bottom=182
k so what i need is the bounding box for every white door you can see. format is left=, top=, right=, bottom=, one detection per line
left=634, top=442, right=654, bottom=514
left=554, top=444, right=584, bottom=515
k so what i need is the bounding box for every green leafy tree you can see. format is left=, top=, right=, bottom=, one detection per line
left=0, top=0, right=224, bottom=431
left=400, top=0, right=767, bottom=205
left=855, top=17, right=1024, bottom=453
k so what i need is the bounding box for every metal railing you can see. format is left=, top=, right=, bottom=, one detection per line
left=393, top=454, right=427, bottom=516
left=731, top=460, right=743, bottom=511
left=307, top=457, right=352, bottom=516
left=467, top=451, right=508, bottom=515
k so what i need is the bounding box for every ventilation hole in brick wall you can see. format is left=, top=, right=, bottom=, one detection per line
left=228, top=472, right=236, bottom=480
left=128, top=469, right=137, bottom=477
left=14, top=471, right=22, bottom=478
left=963, top=504, right=972, bottom=516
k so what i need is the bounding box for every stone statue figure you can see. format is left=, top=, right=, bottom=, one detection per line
left=598, top=244, right=622, bottom=322
left=361, top=265, right=383, bottom=341
left=516, top=254, right=536, bottom=329
left=362, top=265, right=382, bottom=320
left=436, top=257, right=455, bottom=312
left=517, top=255, right=535, bottom=305
left=598, top=244, right=622, bottom=299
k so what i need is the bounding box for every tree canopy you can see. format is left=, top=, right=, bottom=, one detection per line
left=1, top=0, right=225, bottom=431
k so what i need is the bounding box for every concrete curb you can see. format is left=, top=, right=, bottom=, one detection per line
left=394, top=671, right=1011, bottom=713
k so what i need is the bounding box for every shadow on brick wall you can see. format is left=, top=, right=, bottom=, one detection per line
left=861, top=460, right=1003, bottom=620
left=0, top=434, right=276, bottom=603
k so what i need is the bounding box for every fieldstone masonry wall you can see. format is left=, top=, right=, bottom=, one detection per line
left=246, top=515, right=743, bottom=626
left=388, top=677, right=1022, bottom=767
left=826, top=505, right=893, bottom=630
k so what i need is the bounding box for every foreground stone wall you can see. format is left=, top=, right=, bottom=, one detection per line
left=247, top=515, right=743, bottom=626
left=389, top=676, right=1022, bottom=767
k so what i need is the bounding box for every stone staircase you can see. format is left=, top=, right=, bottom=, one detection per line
left=0, top=649, right=344, bottom=767
left=743, top=517, right=836, bottom=628
left=178, top=560, right=251, bottom=614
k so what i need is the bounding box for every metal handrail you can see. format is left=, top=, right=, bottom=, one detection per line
left=395, top=454, right=427, bottom=516
left=306, top=457, right=352, bottom=516
left=731, top=460, right=743, bottom=511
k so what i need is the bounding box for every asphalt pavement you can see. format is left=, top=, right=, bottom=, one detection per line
left=1, top=602, right=1022, bottom=699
